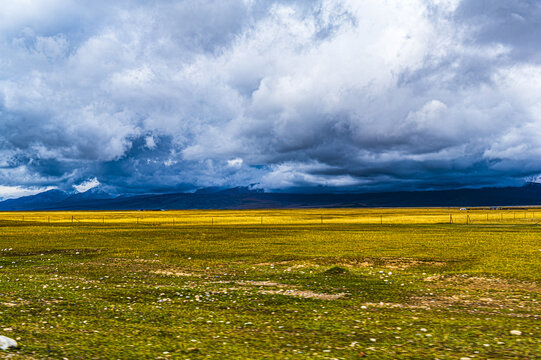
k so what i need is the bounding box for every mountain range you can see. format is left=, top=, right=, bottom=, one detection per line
left=1, top=183, right=541, bottom=211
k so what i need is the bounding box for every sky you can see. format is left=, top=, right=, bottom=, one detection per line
left=1, top=0, right=541, bottom=199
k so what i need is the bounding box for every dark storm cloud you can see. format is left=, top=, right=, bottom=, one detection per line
left=0, top=0, right=540, bottom=198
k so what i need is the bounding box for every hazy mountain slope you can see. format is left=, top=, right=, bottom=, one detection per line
left=1, top=184, right=540, bottom=211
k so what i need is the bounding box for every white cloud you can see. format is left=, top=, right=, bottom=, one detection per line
left=73, top=177, right=100, bottom=193
left=145, top=135, right=157, bottom=149
left=227, top=158, right=243, bottom=168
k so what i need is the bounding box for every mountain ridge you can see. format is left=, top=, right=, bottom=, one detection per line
left=1, top=184, right=541, bottom=211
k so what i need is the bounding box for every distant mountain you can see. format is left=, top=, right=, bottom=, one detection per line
left=0, top=187, right=115, bottom=211
left=0, top=189, right=69, bottom=211
left=64, top=187, right=116, bottom=202
left=0, top=184, right=541, bottom=211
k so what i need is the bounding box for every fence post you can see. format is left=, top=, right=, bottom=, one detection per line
left=380, top=215, right=383, bottom=225
left=450, top=214, right=452, bottom=224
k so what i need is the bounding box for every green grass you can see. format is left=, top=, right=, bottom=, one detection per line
left=0, top=209, right=540, bottom=359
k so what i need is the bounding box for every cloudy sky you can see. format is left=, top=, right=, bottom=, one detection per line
left=1, top=0, right=540, bottom=198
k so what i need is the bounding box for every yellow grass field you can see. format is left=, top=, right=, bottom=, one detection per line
left=2, top=207, right=540, bottom=226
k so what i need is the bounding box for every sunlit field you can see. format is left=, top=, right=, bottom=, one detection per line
left=2, top=208, right=541, bottom=226
left=1, top=208, right=540, bottom=359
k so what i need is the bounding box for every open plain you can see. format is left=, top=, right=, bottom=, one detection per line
left=0, top=208, right=540, bottom=359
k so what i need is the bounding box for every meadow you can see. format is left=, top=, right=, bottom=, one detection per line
left=0, top=208, right=540, bottom=359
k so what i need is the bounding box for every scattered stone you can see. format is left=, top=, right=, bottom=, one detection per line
left=459, top=357, right=471, bottom=360
left=510, top=330, right=522, bottom=336
left=0, top=335, right=17, bottom=350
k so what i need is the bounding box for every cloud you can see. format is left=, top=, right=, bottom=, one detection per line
left=73, top=177, right=100, bottom=193
left=0, top=0, right=540, bottom=194
left=227, top=158, right=243, bottom=168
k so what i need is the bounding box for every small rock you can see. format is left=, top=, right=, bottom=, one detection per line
left=0, top=335, right=18, bottom=350
left=459, top=357, right=471, bottom=360
left=510, top=330, right=522, bottom=336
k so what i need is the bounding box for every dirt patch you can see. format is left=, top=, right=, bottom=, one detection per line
left=261, top=289, right=345, bottom=300
left=254, top=260, right=297, bottom=266
left=205, top=279, right=343, bottom=300
left=336, top=257, right=446, bottom=270
left=338, top=260, right=373, bottom=268
left=2, top=302, right=25, bottom=307
left=382, top=257, right=446, bottom=269
left=239, top=280, right=290, bottom=287
left=285, top=263, right=313, bottom=271
left=442, top=276, right=541, bottom=293
left=361, top=302, right=429, bottom=310
left=410, top=294, right=541, bottom=317
left=131, top=259, right=161, bottom=263
left=152, top=270, right=200, bottom=277
left=209, top=280, right=292, bottom=288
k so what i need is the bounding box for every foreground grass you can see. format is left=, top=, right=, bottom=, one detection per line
left=0, top=209, right=540, bottom=359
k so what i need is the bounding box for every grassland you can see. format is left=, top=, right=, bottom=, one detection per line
left=0, top=208, right=540, bottom=359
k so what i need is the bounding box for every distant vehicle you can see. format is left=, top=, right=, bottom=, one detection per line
left=459, top=208, right=467, bottom=210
